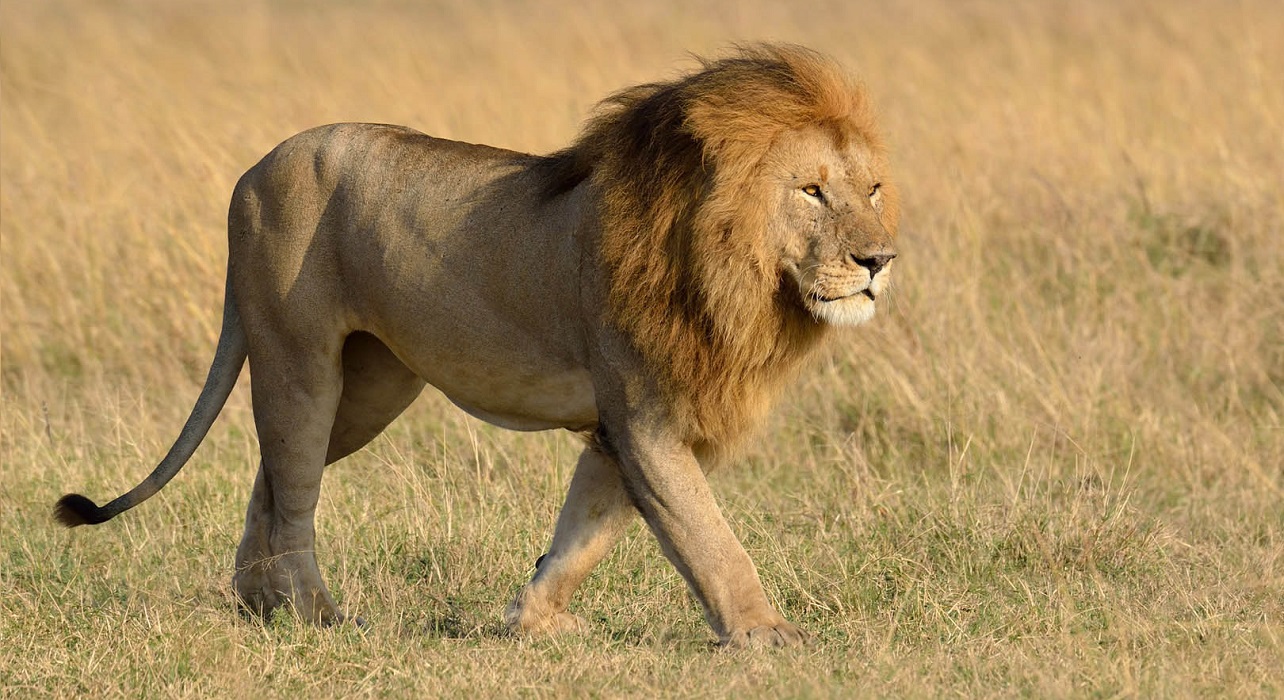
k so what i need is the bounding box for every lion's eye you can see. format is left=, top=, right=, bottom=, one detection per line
left=868, top=183, right=881, bottom=198
left=869, top=183, right=883, bottom=208
left=802, top=184, right=823, bottom=198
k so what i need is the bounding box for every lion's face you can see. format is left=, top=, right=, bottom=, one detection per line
left=765, top=126, right=898, bottom=327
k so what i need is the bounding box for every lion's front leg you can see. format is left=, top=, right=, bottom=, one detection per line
left=605, top=421, right=808, bottom=648
left=505, top=445, right=635, bottom=636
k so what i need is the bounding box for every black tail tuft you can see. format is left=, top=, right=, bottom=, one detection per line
left=54, top=493, right=108, bottom=527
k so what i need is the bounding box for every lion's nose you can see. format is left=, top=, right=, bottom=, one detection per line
left=850, top=252, right=897, bottom=278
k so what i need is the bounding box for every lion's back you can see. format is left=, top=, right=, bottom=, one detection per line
left=233, top=123, right=524, bottom=214
left=226, top=123, right=535, bottom=275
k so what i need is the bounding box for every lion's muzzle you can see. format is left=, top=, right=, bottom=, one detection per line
left=850, top=251, right=896, bottom=279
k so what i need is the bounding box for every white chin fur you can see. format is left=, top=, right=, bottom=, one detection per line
left=808, top=295, right=876, bottom=326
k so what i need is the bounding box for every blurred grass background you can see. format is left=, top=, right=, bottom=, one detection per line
left=2, top=0, right=1281, bottom=697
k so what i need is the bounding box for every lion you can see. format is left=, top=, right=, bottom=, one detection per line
left=54, top=44, right=899, bottom=648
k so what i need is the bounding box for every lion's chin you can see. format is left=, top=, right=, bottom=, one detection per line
left=805, top=292, right=877, bottom=326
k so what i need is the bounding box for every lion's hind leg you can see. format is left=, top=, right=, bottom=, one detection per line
left=233, top=461, right=286, bottom=619
left=233, top=337, right=348, bottom=626
left=325, top=332, right=427, bottom=465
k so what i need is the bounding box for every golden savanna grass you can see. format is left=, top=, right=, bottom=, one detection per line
left=2, top=0, right=1281, bottom=697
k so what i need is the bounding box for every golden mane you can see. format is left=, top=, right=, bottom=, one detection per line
left=543, top=44, right=889, bottom=451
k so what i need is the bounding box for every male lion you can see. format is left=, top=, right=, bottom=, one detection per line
left=55, top=44, right=899, bottom=647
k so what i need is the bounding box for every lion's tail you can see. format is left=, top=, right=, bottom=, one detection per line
left=53, top=276, right=248, bottom=527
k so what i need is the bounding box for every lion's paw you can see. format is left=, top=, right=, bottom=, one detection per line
left=517, top=611, right=591, bottom=637
left=233, top=570, right=282, bottom=619
left=720, top=621, right=810, bottom=649
left=232, top=568, right=353, bottom=627
left=504, top=596, right=591, bottom=638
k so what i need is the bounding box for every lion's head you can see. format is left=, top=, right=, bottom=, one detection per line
left=764, top=125, right=899, bottom=327
left=544, top=44, right=899, bottom=447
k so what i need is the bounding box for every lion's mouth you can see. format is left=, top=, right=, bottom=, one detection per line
left=811, top=288, right=875, bottom=303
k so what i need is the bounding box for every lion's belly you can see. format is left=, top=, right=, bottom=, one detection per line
left=440, top=369, right=598, bottom=432
left=371, top=303, right=598, bottom=432
left=367, top=304, right=599, bottom=433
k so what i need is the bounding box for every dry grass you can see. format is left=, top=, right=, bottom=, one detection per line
left=2, top=0, right=1282, bottom=697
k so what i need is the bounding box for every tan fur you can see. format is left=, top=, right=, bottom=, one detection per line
left=54, top=44, right=898, bottom=648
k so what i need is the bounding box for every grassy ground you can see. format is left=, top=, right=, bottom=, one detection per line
left=2, top=0, right=1282, bottom=697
